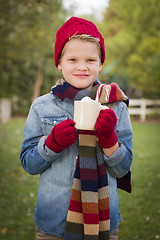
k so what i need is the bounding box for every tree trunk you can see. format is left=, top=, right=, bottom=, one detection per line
left=32, top=59, right=43, bottom=102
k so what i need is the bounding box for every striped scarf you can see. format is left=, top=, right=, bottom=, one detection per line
left=51, top=79, right=131, bottom=240
left=64, top=130, right=110, bottom=240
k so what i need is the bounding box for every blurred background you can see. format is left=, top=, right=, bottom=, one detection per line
left=0, top=0, right=160, bottom=239
left=0, top=0, right=160, bottom=117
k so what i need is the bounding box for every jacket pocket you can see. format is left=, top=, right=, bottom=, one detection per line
left=41, top=114, right=69, bottom=135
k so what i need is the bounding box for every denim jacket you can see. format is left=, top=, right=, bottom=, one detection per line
left=20, top=91, right=133, bottom=237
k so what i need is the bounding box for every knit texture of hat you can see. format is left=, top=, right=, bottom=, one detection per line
left=54, top=17, right=106, bottom=68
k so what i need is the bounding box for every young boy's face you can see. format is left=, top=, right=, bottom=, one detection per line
left=58, top=39, right=102, bottom=90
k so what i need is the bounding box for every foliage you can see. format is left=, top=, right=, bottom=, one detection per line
left=1, top=0, right=160, bottom=116
left=0, top=0, right=66, bottom=114
left=101, top=0, right=160, bottom=98
left=0, top=118, right=160, bottom=239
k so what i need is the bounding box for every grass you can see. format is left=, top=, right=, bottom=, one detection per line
left=0, top=118, right=160, bottom=240
left=118, top=122, right=160, bottom=240
left=0, top=118, right=39, bottom=239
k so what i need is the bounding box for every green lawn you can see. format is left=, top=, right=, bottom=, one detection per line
left=0, top=118, right=160, bottom=240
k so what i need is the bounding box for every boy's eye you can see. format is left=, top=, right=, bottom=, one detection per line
left=88, top=59, right=95, bottom=62
left=69, top=59, right=76, bottom=62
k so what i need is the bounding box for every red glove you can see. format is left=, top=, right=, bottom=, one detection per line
left=95, top=109, right=118, bottom=148
left=46, top=119, right=78, bottom=153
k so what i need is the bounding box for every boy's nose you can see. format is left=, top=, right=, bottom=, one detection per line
left=76, top=62, right=87, bottom=70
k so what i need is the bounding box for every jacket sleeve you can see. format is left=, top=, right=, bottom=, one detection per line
left=20, top=102, right=62, bottom=175
left=103, top=102, right=133, bottom=178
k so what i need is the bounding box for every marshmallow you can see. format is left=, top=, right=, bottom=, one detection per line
left=81, top=97, right=96, bottom=103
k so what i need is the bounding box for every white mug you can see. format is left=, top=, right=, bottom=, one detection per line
left=74, top=97, right=108, bottom=130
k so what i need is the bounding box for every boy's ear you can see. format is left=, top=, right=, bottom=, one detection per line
left=58, top=63, right=62, bottom=71
left=98, top=63, right=102, bottom=72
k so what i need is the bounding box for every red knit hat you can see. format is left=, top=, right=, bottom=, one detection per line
left=54, top=17, right=106, bottom=68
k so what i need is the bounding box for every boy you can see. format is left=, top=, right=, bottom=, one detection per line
left=20, top=17, right=133, bottom=240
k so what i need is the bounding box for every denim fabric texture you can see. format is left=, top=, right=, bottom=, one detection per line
left=20, top=92, right=133, bottom=237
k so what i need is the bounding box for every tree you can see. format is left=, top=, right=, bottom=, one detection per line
left=101, top=0, right=160, bottom=98
left=0, top=0, right=66, bottom=114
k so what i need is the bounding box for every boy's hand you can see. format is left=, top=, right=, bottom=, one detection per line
left=46, top=119, right=78, bottom=153
left=95, top=109, right=118, bottom=148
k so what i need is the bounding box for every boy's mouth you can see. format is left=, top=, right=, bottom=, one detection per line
left=74, top=74, right=89, bottom=78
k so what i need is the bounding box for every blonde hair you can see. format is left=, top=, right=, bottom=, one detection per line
left=59, top=34, right=102, bottom=63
